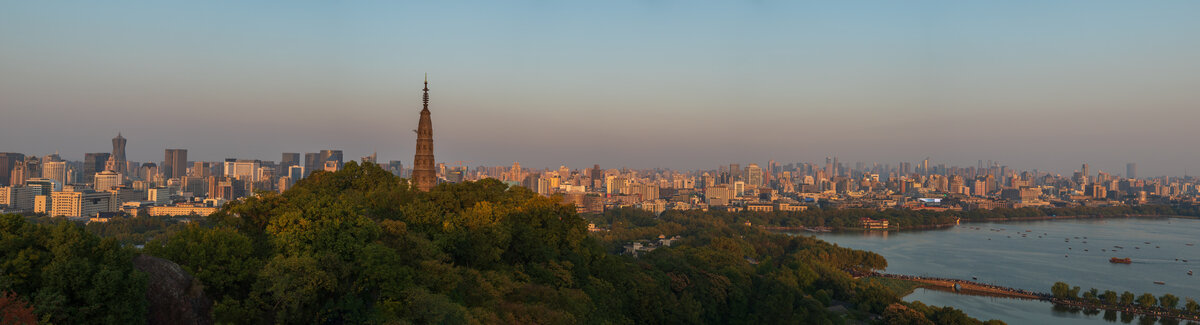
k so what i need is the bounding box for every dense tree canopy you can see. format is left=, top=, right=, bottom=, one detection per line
left=0, top=215, right=147, bottom=324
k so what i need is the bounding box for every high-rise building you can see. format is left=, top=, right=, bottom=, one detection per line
left=111, top=133, right=127, bottom=173
left=746, top=164, right=763, bottom=188
left=411, top=75, right=437, bottom=191
left=163, top=149, right=188, bottom=179
left=0, top=153, right=27, bottom=187
left=42, top=160, right=67, bottom=185
left=1127, top=163, right=1137, bottom=179
left=1081, top=163, right=1090, bottom=182
left=319, top=150, right=343, bottom=170
left=304, top=153, right=320, bottom=176
left=224, top=159, right=261, bottom=182
left=288, top=165, right=305, bottom=182
left=94, top=170, right=123, bottom=191
left=281, top=153, right=300, bottom=169
left=387, top=161, right=404, bottom=177
left=729, top=163, right=741, bottom=183
left=83, top=152, right=110, bottom=184
left=139, top=163, right=159, bottom=184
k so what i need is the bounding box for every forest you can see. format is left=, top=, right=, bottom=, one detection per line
left=0, top=162, right=1002, bottom=324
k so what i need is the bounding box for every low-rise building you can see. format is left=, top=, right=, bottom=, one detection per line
left=146, top=204, right=218, bottom=217
left=860, top=217, right=889, bottom=229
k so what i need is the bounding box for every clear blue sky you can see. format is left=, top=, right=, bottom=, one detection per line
left=2, top=1, right=1199, bottom=176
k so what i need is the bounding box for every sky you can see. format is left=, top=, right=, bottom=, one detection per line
left=2, top=1, right=1199, bottom=176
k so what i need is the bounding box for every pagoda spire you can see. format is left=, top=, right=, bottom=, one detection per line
left=422, top=73, right=429, bottom=110
left=412, top=75, right=436, bottom=191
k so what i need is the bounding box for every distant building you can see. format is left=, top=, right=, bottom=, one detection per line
left=163, top=149, right=188, bottom=179
left=319, top=150, right=343, bottom=170
left=746, top=203, right=774, bottom=212
left=94, top=170, right=122, bottom=191
left=111, top=133, right=127, bottom=173
left=304, top=153, right=320, bottom=176
left=50, top=190, right=113, bottom=217
left=42, top=160, right=67, bottom=185
left=0, top=186, right=35, bottom=211
left=281, top=153, right=301, bottom=169
left=146, top=204, right=218, bottom=217
left=747, top=164, right=763, bottom=188
left=83, top=152, right=110, bottom=183
left=1127, top=163, right=1137, bottom=179
left=860, top=217, right=889, bottom=229
left=0, top=153, right=25, bottom=187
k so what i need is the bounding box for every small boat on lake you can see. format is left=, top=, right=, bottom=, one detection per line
left=1110, top=257, right=1132, bottom=264
left=1188, top=270, right=1193, bottom=276
left=1154, top=281, right=1166, bottom=285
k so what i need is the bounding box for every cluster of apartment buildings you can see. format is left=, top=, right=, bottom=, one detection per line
left=5, top=135, right=1199, bottom=221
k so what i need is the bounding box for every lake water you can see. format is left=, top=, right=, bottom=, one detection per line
left=799, top=217, right=1200, bottom=324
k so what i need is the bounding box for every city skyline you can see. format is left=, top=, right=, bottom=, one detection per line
left=3, top=2, right=1200, bottom=176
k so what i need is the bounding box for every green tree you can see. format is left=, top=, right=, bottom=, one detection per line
left=0, top=215, right=147, bottom=324
left=1137, top=293, right=1157, bottom=308
left=1185, top=298, right=1199, bottom=313
left=1102, top=290, right=1118, bottom=305
left=1083, top=288, right=1099, bottom=303
left=1160, top=294, right=1179, bottom=310
left=1051, top=282, right=1074, bottom=299
left=1121, top=291, right=1136, bottom=305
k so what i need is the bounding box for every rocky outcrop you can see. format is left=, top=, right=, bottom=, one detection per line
left=133, top=254, right=213, bottom=325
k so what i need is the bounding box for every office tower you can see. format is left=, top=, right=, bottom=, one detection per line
left=111, top=133, right=127, bottom=173
left=387, top=161, right=404, bottom=177
left=833, top=157, right=840, bottom=177
left=824, top=158, right=833, bottom=179
left=83, top=153, right=110, bottom=183
left=94, top=170, right=122, bottom=191
left=746, top=164, right=763, bottom=188
left=224, top=159, right=261, bottom=181
left=281, top=153, right=300, bottom=169
left=288, top=165, right=305, bottom=181
left=139, top=163, right=158, bottom=184
left=361, top=152, right=377, bottom=164
left=319, top=150, right=343, bottom=169
left=591, top=164, right=602, bottom=186
left=163, top=149, right=188, bottom=179
left=1081, top=163, right=1090, bottom=181
left=412, top=76, right=437, bottom=191
left=192, top=161, right=212, bottom=178
left=42, top=160, right=67, bottom=185
left=304, top=153, right=320, bottom=176
left=729, top=164, right=741, bottom=183
left=10, top=157, right=39, bottom=187
left=1127, top=163, right=1137, bottom=179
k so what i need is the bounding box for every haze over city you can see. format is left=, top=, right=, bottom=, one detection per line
left=3, top=1, right=1200, bottom=176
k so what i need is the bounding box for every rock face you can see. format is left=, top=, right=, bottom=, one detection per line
left=133, top=254, right=213, bottom=325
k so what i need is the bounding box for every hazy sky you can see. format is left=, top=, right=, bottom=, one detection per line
left=2, top=1, right=1199, bottom=176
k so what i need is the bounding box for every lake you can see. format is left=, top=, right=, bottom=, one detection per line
left=798, top=217, right=1200, bottom=324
